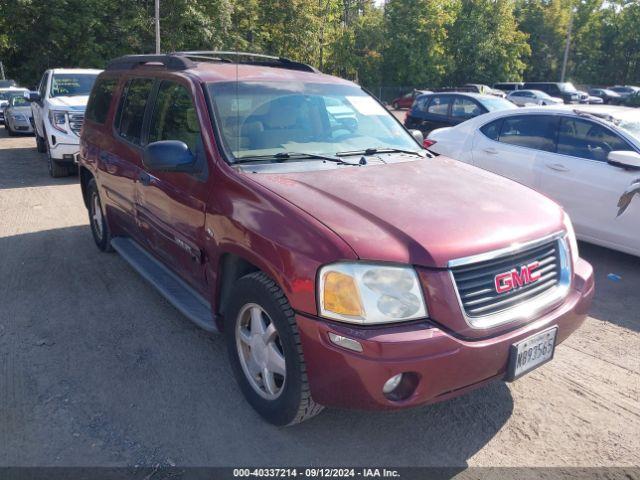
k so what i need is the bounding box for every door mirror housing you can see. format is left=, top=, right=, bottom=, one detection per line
left=607, top=150, right=640, bottom=170
left=143, top=141, right=196, bottom=173
left=26, top=91, right=41, bottom=103
left=410, top=129, right=424, bottom=145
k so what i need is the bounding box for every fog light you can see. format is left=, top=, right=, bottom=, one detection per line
left=328, top=332, right=363, bottom=352
left=383, top=373, right=403, bottom=394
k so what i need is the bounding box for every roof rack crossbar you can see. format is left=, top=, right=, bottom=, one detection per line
left=106, top=54, right=195, bottom=71
left=172, top=51, right=319, bottom=73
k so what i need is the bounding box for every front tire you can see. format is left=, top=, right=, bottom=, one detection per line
left=46, top=136, right=72, bottom=178
left=35, top=128, right=47, bottom=153
left=87, top=178, right=113, bottom=252
left=225, top=272, right=323, bottom=426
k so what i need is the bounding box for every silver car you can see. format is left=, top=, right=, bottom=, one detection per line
left=507, top=89, right=564, bottom=107
left=5, top=94, right=34, bottom=135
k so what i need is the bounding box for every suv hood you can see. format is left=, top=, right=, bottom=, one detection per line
left=48, top=95, right=89, bottom=109
left=248, top=157, right=564, bottom=268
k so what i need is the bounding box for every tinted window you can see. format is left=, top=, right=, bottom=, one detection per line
left=117, top=78, right=155, bottom=145
left=426, top=96, right=451, bottom=116
left=498, top=115, right=558, bottom=152
left=480, top=119, right=502, bottom=141
left=557, top=117, right=633, bottom=162
left=451, top=97, right=481, bottom=119
left=148, top=82, right=201, bottom=152
left=86, top=78, right=118, bottom=124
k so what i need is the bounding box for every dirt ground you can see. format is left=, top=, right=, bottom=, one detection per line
left=0, top=127, right=638, bottom=468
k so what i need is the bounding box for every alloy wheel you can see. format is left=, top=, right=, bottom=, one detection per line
left=235, top=303, right=287, bottom=400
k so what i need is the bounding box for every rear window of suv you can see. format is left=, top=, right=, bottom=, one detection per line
left=86, top=78, right=118, bottom=124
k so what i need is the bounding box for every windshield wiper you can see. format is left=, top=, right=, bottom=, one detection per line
left=335, top=147, right=427, bottom=158
left=233, top=151, right=360, bottom=165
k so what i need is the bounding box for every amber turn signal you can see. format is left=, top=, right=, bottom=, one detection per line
left=322, top=271, right=364, bottom=317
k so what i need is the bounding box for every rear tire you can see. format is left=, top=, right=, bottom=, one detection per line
left=87, top=178, right=113, bottom=252
left=225, top=272, right=323, bottom=426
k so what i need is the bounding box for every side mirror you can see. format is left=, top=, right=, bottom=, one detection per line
left=26, top=91, right=41, bottom=102
left=410, top=129, right=424, bottom=145
left=607, top=151, right=640, bottom=170
left=143, top=140, right=196, bottom=173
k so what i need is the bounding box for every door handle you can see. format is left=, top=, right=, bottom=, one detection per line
left=138, top=171, right=152, bottom=186
left=483, top=148, right=498, bottom=154
left=546, top=163, right=569, bottom=172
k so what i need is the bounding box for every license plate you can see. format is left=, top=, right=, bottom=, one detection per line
left=507, top=327, right=557, bottom=381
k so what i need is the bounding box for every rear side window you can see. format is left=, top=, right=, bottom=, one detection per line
left=480, top=119, right=503, bottom=141
left=148, top=81, right=201, bottom=152
left=498, top=115, right=559, bottom=152
left=117, top=78, right=155, bottom=145
left=451, top=97, right=481, bottom=119
left=86, top=78, right=118, bottom=124
left=426, top=96, right=451, bottom=116
left=557, top=117, right=633, bottom=162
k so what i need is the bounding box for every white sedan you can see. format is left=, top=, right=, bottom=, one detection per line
left=506, top=89, right=564, bottom=107
left=426, top=105, right=640, bottom=257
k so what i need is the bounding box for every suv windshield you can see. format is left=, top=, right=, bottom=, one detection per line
left=50, top=74, right=98, bottom=97
left=207, top=81, right=420, bottom=161
left=560, top=82, right=578, bottom=93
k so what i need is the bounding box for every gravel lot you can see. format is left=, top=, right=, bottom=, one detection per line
left=0, top=127, right=638, bottom=468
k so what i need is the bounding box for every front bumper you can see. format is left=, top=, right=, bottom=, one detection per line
left=9, top=117, right=34, bottom=133
left=297, top=258, right=594, bottom=410
left=48, top=131, right=80, bottom=161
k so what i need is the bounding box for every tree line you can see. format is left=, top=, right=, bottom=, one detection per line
left=0, top=0, right=638, bottom=90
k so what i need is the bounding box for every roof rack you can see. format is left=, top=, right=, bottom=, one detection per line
left=106, top=51, right=319, bottom=73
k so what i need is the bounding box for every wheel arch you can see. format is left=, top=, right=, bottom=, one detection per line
left=215, top=252, right=262, bottom=330
left=79, top=165, right=94, bottom=209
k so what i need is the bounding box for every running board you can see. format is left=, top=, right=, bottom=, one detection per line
left=110, top=237, right=218, bottom=332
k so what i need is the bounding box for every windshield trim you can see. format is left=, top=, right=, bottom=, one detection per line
left=204, top=81, right=424, bottom=167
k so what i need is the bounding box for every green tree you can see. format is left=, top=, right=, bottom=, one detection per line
left=447, top=0, right=530, bottom=85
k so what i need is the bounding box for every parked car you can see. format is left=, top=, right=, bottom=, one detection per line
left=26, top=68, right=102, bottom=177
left=390, top=89, right=432, bottom=109
left=0, top=87, right=29, bottom=123
left=405, top=92, right=517, bottom=135
left=523, top=82, right=582, bottom=104
left=493, top=82, right=524, bottom=93
left=609, top=85, right=640, bottom=99
left=4, top=94, right=34, bottom=135
left=623, top=90, right=640, bottom=108
left=464, top=84, right=507, bottom=98
left=427, top=105, right=640, bottom=257
left=507, top=89, right=563, bottom=107
left=575, top=90, right=602, bottom=104
left=588, top=88, right=622, bottom=105
left=78, top=52, right=593, bottom=426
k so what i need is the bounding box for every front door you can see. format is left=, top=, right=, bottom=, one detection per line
left=136, top=79, right=211, bottom=294
left=534, top=116, right=640, bottom=255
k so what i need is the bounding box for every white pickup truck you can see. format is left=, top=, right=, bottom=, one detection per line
left=28, top=68, right=102, bottom=177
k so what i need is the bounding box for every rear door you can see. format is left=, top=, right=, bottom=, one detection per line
left=533, top=116, right=640, bottom=252
left=471, top=114, right=559, bottom=187
left=136, top=79, right=210, bottom=294
left=416, top=95, right=453, bottom=134
left=101, top=77, right=156, bottom=239
left=450, top=96, right=484, bottom=125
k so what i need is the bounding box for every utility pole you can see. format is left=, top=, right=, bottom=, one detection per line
left=0, top=61, right=5, bottom=80
left=155, top=0, right=161, bottom=54
left=560, top=6, right=573, bottom=82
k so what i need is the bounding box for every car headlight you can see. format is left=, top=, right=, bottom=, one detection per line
left=318, top=262, right=428, bottom=324
left=563, top=213, right=579, bottom=262
left=49, top=110, right=68, bottom=133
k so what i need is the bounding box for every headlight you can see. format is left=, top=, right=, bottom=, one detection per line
left=563, top=213, right=579, bottom=261
left=49, top=110, right=68, bottom=133
left=318, top=263, right=428, bottom=324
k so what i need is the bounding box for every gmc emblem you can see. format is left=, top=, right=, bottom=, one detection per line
left=494, top=262, right=541, bottom=294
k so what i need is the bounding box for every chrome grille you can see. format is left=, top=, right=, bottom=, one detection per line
left=68, top=113, right=84, bottom=136
left=451, top=239, right=562, bottom=318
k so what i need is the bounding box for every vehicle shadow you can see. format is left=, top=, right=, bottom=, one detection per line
left=0, top=225, right=513, bottom=468
left=578, top=241, right=640, bottom=333
left=0, top=130, right=76, bottom=189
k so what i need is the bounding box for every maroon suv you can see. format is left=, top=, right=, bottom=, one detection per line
left=78, top=52, right=594, bottom=426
